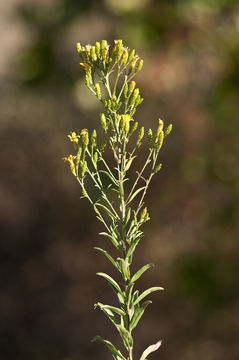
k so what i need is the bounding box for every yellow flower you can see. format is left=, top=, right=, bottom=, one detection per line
left=80, top=128, right=88, bottom=136
left=80, top=63, right=92, bottom=72
left=62, top=155, right=77, bottom=176
left=121, top=114, right=134, bottom=134
left=67, top=132, right=80, bottom=144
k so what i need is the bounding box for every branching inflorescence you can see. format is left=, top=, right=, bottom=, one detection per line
left=63, top=40, right=172, bottom=360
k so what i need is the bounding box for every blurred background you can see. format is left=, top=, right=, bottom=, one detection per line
left=1, top=0, right=239, bottom=359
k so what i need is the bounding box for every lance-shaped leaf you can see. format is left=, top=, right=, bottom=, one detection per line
left=96, top=272, right=123, bottom=295
left=126, top=236, right=142, bottom=260
left=139, top=340, right=162, bottom=360
left=94, top=247, right=120, bottom=271
left=127, top=186, right=146, bottom=205
left=96, top=304, right=120, bottom=328
left=95, top=302, right=125, bottom=317
left=92, top=336, right=126, bottom=360
left=124, top=155, right=136, bottom=173
left=117, top=325, right=133, bottom=350
left=130, top=263, right=154, bottom=284
left=99, top=232, right=121, bottom=251
left=95, top=202, right=117, bottom=220
left=134, top=286, right=164, bottom=306
left=130, top=300, right=152, bottom=331
left=99, top=169, right=118, bottom=186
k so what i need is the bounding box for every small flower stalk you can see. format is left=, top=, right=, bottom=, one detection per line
left=64, top=40, right=172, bottom=360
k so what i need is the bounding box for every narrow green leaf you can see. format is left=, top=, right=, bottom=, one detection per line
left=96, top=305, right=120, bottom=328
left=95, top=202, right=116, bottom=220
left=139, top=340, right=162, bottom=360
left=126, top=237, right=141, bottom=260
left=125, top=283, right=134, bottom=306
left=127, top=186, right=146, bottom=204
left=124, top=156, right=136, bottom=173
left=94, top=247, right=120, bottom=271
left=130, top=263, right=154, bottom=284
left=99, top=169, right=118, bottom=185
left=134, top=287, right=164, bottom=306
left=92, top=336, right=126, bottom=360
left=99, top=232, right=119, bottom=250
left=118, top=258, right=130, bottom=281
left=117, top=325, right=133, bottom=350
left=95, top=302, right=125, bottom=316
left=123, top=207, right=131, bottom=229
left=97, top=272, right=122, bottom=295
left=130, top=300, right=151, bottom=331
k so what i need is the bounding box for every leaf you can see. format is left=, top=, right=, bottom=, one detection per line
left=130, top=300, right=152, bottom=331
left=95, top=202, right=117, bottom=220
left=125, top=283, right=134, bottom=307
left=99, top=232, right=119, bottom=249
left=117, top=258, right=130, bottom=281
left=96, top=305, right=120, bottom=328
left=94, top=247, right=120, bottom=271
left=130, top=263, right=154, bottom=284
left=134, top=287, right=164, bottom=306
left=117, top=325, right=133, bottom=350
left=127, top=186, right=146, bottom=204
left=96, top=272, right=122, bottom=295
left=92, top=336, right=126, bottom=360
left=99, top=170, right=118, bottom=185
left=126, top=237, right=141, bottom=260
left=124, top=156, right=136, bottom=173
left=139, top=340, right=162, bottom=360
left=95, top=302, right=125, bottom=317
left=123, top=208, right=131, bottom=229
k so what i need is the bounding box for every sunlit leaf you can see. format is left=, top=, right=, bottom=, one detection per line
left=139, top=340, right=162, bottom=360
left=130, top=263, right=154, bottom=284
left=134, top=287, right=164, bottom=306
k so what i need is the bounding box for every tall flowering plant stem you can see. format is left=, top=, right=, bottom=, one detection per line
left=63, top=40, right=172, bottom=360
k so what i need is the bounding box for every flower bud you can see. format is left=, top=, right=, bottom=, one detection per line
left=91, top=129, right=97, bottom=148
left=128, top=55, right=139, bottom=74
left=148, top=128, right=153, bottom=143
left=165, top=124, right=172, bottom=136
left=90, top=46, right=97, bottom=62
left=95, top=42, right=101, bottom=57
left=129, top=88, right=139, bottom=107
left=95, top=83, right=101, bottom=100
left=85, top=73, right=91, bottom=87
left=135, top=59, right=143, bottom=73
left=93, top=151, right=98, bottom=165
left=127, top=49, right=135, bottom=63
left=129, top=121, right=138, bottom=137
left=154, top=130, right=164, bottom=150
left=128, top=81, right=136, bottom=97
left=158, top=118, right=164, bottom=132
left=137, top=126, right=144, bottom=144
left=76, top=147, right=82, bottom=166
left=76, top=43, right=81, bottom=55
left=100, top=113, right=107, bottom=132
left=81, top=129, right=89, bottom=148
left=114, top=39, right=123, bottom=60
left=154, top=163, right=162, bottom=173
left=81, top=160, right=87, bottom=176
left=85, top=45, right=91, bottom=58
left=123, top=83, right=128, bottom=98
left=120, top=48, right=128, bottom=66
left=134, top=95, right=141, bottom=107
left=140, top=207, right=148, bottom=222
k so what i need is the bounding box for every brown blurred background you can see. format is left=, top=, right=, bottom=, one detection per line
left=0, top=0, right=239, bottom=359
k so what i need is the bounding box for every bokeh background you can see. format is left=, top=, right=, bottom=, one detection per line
left=1, top=0, right=239, bottom=359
